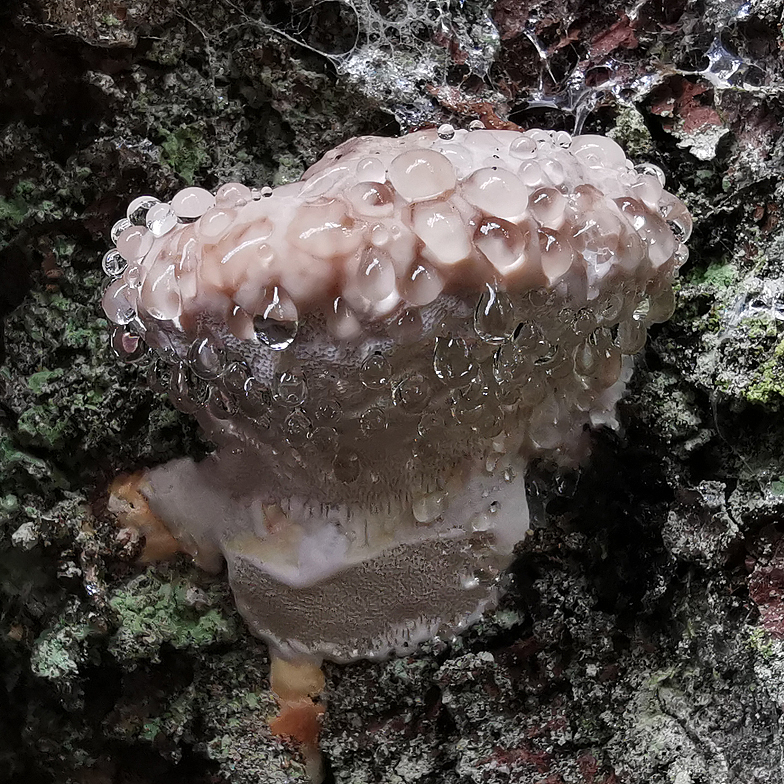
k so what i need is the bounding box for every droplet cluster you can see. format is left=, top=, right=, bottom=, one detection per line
left=103, top=126, right=691, bottom=660
left=102, top=127, right=688, bottom=496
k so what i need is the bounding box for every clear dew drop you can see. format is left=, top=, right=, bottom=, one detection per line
left=392, top=373, right=431, bottom=413
left=110, top=326, right=146, bottom=362
left=360, top=352, right=392, bottom=389
left=221, top=361, right=251, bottom=396
left=207, top=387, right=237, bottom=420
left=110, top=217, right=132, bottom=244
left=102, top=249, right=127, bottom=277
left=253, top=315, right=298, bottom=350
left=635, top=162, right=666, bottom=186
left=468, top=119, right=485, bottom=131
left=127, top=195, right=160, bottom=226
left=145, top=202, right=178, bottom=237
left=360, top=406, right=387, bottom=434
left=474, top=284, right=516, bottom=344
left=433, top=336, right=474, bottom=385
left=101, top=279, right=136, bottom=325
left=310, top=426, right=339, bottom=454
left=253, top=287, right=299, bottom=350
left=616, top=319, right=648, bottom=354
left=314, top=398, right=342, bottom=425
left=412, top=490, right=447, bottom=524
left=632, top=296, right=651, bottom=322
left=187, top=337, right=227, bottom=380
left=437, top=123, right=455, bottom=140
left=284, top=410, right=312, bottom=448
left=274, top=368, right=307, bottom=406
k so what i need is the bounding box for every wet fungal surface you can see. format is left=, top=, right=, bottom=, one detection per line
left=102, top=126, right=691, bottom=663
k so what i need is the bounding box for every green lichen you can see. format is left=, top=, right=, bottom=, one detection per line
left=747, top=627, right=776, bottom=661
left=109, top=570, right=239, bottom=662
left=690, top=260, right=737, bottom=288
left=160, top=124, right=211, bottom=184
left=744, top=337, right=784, bottom=406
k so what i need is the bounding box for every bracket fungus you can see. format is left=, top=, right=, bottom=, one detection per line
left=103, top=126, right=691, bottom=666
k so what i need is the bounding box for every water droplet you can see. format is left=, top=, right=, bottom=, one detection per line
left=171, top=187, right=215, bottom=220
left=635, top=162, right=666, bottom=186
left=145, top=202, right=178, bottom=237
left=101, top=279, right=136, bottom=325
left=474, top=284, right=515, bottom=344
left=393, top=373, right=431, bottom=413
left=274, top=368, right=307, bottom=406
left=215, top=182, right=252, bottom=208
left=238, top=377, right=271, bottom=418
left=207, top=387, right=237, bottom=420
left=632, top=296, right=651, bottom=322
left=110, top=217, right=132, bottom=244
left=647, top=287, right=676, bottom=323
left=333, top=449, right=360, bottom=483
left=360, top=353, right=391, bottom=389
left=357, top=247, right=396, bottom=301
left=412, top=491, right=447, bottom=524
left=222, top=362, right=251, bottom=396
left=116, top=225, right=153, bottom=262
left=510, top=135, right=537, bottom=158
left=616, top=319, right=647, bottom=354
left=261, top=186, right=273, bottom=198
left=468, top=119, right=485, bottom=131
left=360, top=407, right=387, bottom=434
left=187, top=337, right=227, bottom=380
left=433, top=337, right=474, bottom=385
left=388, top=308, right=422, bottom=342
left=310, top=426, right=339, bottom=453
left=127, top=195, right=160, bottom=226
left=314, top=398, right=342, bottom=425
left=110, top=326, right=145, bottom=362
left=102, top=249, right=127, bottom=277
left=253, top=287, right=299, bottom=350
left=437, top=123, right=455, bottom=140
left=284, top=410, right=312, bottom=448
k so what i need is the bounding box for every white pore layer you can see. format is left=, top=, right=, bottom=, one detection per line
left=103, top=127, right=691, bottom=662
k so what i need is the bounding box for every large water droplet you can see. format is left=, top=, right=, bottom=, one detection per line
left=127, top=195, right=160, bottom=226
left=102, top=249, right=127, bottom=278
left=101, top=279, right=136, bottom=325
left=433, top=337, right=474, bottom=385
left=360, top=406, right=387, bottom=434
left=437, top=123, right=455, bottom=140
left=393, top=373, right=431, bottom=413
left=274, top=368, right=307, bottom=405
left=254, top=287, right=299, bottom=350
left=252, top=317, right=298, bottom=350
left=145, top=202, right=178, bottom=237
left=110, top=326, right=146, bottom=362
left=310, top=426, right=339, bottom=454
left=412, top=490, right=447, bottom=523
left=110, top=217, right=132, bottom=244
left=360, top=353, right=391, bottom=389
left=284, top=410, right=312, bottom=448
left=187, top=337, right=227, bottom=380
left=474, top=284, right=515, bottom=344
left=207, top=388, right=237, bottom=420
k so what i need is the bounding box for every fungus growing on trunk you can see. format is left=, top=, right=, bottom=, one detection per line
left=103, top=126, right=691, bottom=665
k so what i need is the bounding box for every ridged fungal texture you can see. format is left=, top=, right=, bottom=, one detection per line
left=102, top=126, right=691, bottom=662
